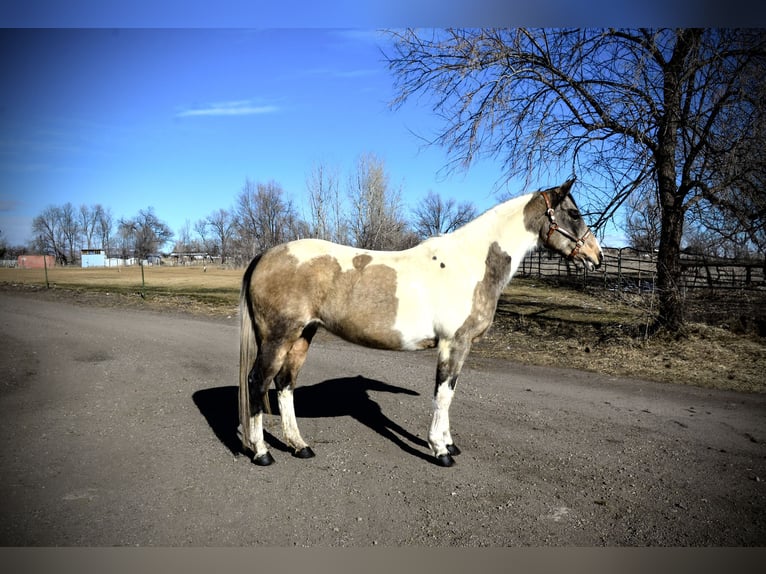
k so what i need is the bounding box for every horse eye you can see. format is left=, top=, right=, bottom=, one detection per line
left=568, top=209, right=581, bottom=220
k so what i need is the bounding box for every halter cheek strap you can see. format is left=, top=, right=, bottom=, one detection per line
left=541, top=191, right=592, bottom=259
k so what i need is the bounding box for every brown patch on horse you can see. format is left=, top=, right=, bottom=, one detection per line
left=319, top=260, right=401, bottom=349
left=353, top=253, right=373, bottom=270
left=522, top=180, right=575, bottom=234
left=434, top=242, right=512, bottom=391
left=250, top=245, right=402, bottom=349
left=249, top=247, right=341, bottom=340
left=454, top=241, right=513, bottom=344
left=523, top=190, right=549, bottom=236
left=414, top=338, right=438, bottom=350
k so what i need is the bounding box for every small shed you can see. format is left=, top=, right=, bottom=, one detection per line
left=81, top=249, right=106, bottom=268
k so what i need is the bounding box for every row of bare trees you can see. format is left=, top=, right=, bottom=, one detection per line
left=181, top=153, right=478, bottom=265
left=30, top=203, right=114, bottom=265
left=22, top=153, right=476, bottom=266
left=29, top=203, right=173, bottom=264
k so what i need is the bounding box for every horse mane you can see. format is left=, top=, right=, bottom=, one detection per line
left=449, top=193, right=534, bottom=238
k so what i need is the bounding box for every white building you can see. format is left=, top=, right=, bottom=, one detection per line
left=81, top=249, right=106, bottom=268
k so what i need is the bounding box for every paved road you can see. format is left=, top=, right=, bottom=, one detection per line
left=1, top=290, right=765, bottom=546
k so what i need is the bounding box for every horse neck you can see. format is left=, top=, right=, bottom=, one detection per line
left=449, top=193, right=540, bottom=274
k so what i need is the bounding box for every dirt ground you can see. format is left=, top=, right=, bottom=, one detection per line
left=1, top=285, right=765, bottom=548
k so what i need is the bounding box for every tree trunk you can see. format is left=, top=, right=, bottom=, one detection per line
left=655, top=196, right=686, bottom=332
left=652, top=29, right=701, bottom=333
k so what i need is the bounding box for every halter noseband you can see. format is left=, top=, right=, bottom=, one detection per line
left=541, top=191, right=592, bottom=259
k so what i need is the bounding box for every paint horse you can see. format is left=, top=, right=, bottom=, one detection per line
left=238, top=179, right=603, bottom=467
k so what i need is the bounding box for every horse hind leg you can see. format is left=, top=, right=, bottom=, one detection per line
left=242, top=340, right=292, bottom=466
left=274, top=324, right=318, bottom=459
left=242, top=366, right=275, bottom=466
left=237, top=349, right=275, bottom=465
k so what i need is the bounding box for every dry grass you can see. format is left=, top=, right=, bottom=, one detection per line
left=476, top=279, right=766, bottom=394
left=0, top=264, right=242, bottom=291
left=0, top=265, right=242, bottom=315
left=1, top=266, right=764, bottom=393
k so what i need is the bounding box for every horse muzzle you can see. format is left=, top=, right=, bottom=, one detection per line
left=584, top=250, right=604, bottom=271
left=569, top=231, right=603, bottom=271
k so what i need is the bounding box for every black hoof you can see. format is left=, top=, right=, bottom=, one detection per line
left=435, top=453, right=456, bottom=467
left=293, top=446, right=315, bottom=459
left=446, top=444, right=461, bottom=456
left=252, top=452, right=275, bottom=466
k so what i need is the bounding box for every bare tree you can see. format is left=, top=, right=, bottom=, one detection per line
left=386, top=28, right=766, bottom=332
left=174, top=219, right=195, bottom=253
left=32, top=206, right=67, bottom=263
left=690, top=46, right=766, bottom=256
left=306, top=161, right=347, bottom=243
left=78, top=204, right=99, bottom=250
left=233, top=179, right=259, bottom=260
left=116, top=218, right=134, bottom=260
left=32, top=203, right=80, bottom=264
left=233, top=179, right=302, bottom=260
left=59, top=202, right=79, bottom=264
left=94, top=205, right=113, bottom=255
left=347, top=153, right=409, bottom=250
left=411, top=190, right=477, bottom=239
left=205, top=208, right=234, bottom=263
left=193, top=218, right=212, bottom=258
left=0, top=230, right=26, bottom=259
left=624, top=188, right=661, bottom=252
left=119, top=207, right=173, bottom=259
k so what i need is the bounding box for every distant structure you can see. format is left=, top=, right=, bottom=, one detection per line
left=17, top=255, right=55, bottom=269
left=81, top=249, right=136, bottom=267
left=168, top=251, right=213, bottom=266
left=81, top=249, right=106, bottom=268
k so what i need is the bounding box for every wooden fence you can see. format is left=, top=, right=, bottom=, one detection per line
left=518, top=247, right=766, bottom=292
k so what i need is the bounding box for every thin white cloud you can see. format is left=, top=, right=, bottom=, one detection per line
left=177, top=100, right=279, bottom=118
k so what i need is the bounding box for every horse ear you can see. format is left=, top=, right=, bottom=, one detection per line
left=545, top=178, right=576, bottom=207
left=560, top=178, right=576, bottom=196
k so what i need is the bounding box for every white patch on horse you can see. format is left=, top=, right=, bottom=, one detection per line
left=240, top=414, right=268, bottom=458
left=428, top=382, right=455, bottom=456
left=277, top=388, right=309, bottom=451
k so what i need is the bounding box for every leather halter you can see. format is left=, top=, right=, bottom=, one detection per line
left=541, top=191, right=592, bottom=259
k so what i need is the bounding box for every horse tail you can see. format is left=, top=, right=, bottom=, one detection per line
left=239, top=253, right=270, bottom=442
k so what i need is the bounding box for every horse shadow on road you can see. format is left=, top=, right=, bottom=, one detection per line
left=192, top=376, right=433, bottom=463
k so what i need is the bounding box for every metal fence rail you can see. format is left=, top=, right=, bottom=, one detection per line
left=518, top=247, right=766, bottom=292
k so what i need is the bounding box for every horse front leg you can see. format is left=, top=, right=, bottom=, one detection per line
left=428, top=337, right=470, bottom=467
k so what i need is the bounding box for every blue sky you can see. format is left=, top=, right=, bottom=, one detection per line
left=1, top=3, right=758, bottom=249
left=1, top=27, right=540, bottom=248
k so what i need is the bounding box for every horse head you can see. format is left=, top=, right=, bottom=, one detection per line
left=533, top=179, right=603, bottom=271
